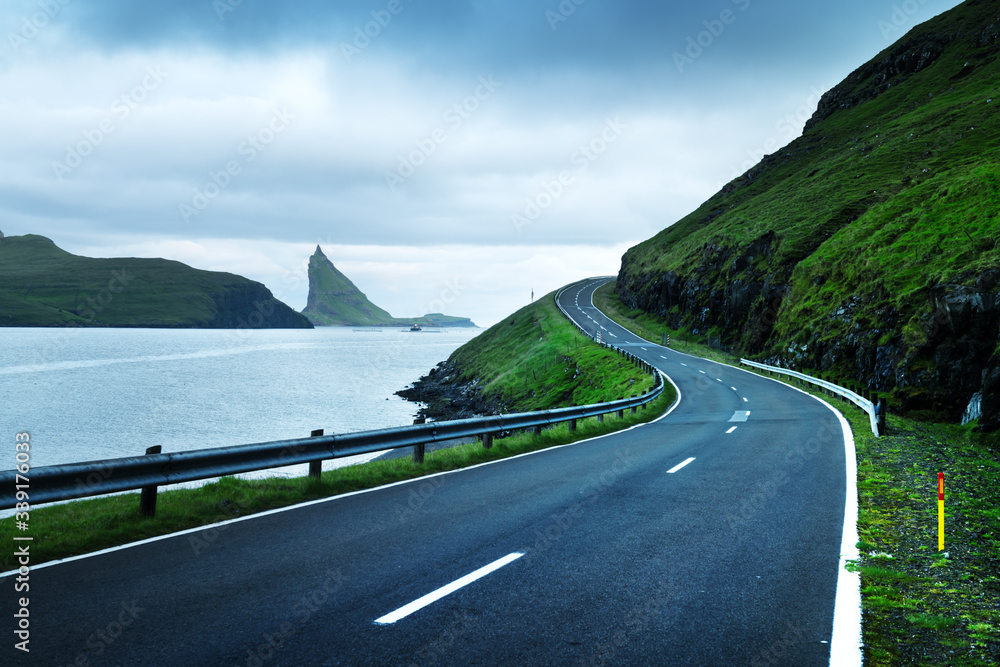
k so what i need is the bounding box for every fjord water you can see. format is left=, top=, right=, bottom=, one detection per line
left=1, top=327, right=480, bottom=475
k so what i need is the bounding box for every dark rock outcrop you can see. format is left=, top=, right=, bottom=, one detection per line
left=395, top=360, right=506, bottom=421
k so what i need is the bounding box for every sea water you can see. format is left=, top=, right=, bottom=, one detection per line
left=0, top=326, right=480, bottom=482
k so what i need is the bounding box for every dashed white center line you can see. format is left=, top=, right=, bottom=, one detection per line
left=660, top=355, right=667, bottom=360
left=667, top=457, right=696, bottom=474
left=698, top=370, right=706, bottom=374
left=731, top=387, right=738, bottom=392
left=681, top=363, right=688, bottom=367
left=743, top=397, right=749, bottom=403
left=726, top=426, right=738, bottom=434
left=640, top=347, right=647, bottom=351
left=375, top=553, right=524, bottom=625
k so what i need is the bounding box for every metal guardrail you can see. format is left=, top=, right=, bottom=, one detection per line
left=740, top=359, right=883, bottom=437
left=1, top=336, right=663, bottom=514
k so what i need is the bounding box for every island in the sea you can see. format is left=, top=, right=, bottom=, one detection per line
left=301, top=246, right=476, bottom=328
left=0, top=232, right=312, bottom=328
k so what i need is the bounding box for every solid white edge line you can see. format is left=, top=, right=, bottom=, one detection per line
left=666, top=457, right=696, bottom=474
left=828, top=409, right=862, bottom=666
left=374, top=552, right=524, bottom=625
left=734, top=370, right=862, bottom=666
left=575, top=276, right=861, bottom=665
left=725, top=426, right=737, bottom=434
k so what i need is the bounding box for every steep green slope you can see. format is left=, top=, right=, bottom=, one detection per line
left=618, top=0, right=1000, bottom=423
left=301, top=246, right=476, bottom=327
left=0, top=234, right=312, bottom=328
left=399, top=289, right=658, bottom=418
left=301, top=246, right=396, bottom=326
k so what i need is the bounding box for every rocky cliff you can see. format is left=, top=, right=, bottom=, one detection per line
left=617, top=0, right=1000, bottom=426
left=301, top=245, right=476, bottom=327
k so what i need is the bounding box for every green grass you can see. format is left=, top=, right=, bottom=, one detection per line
left=762, top=377, right=999, bottom=666
left=0, top=289, right=673, bottom=569
left=614, top=0, right=1000, bottom=416
left=441, top=287, right=656, bottom=412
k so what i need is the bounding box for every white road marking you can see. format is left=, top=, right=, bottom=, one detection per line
left=743, top=397, right=749, bottom=403
left=640, top=347, right=647, bottom=351
left=375, top=553, right=524, bottom=625
left=726, top=426, right=738, bottom=434
left=667, top=457, right=696, bottom=474
left=681, top=363, right=688, bottom=367
left=728, top=411, right=751, bottom=422
left=660, top=356, right=667, bottom=360
left=731, top=387, right=738, bottom=392
left=698, top=370, right=706, bottom=374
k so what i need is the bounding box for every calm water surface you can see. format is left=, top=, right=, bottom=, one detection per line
left=1, top=327, right=480, bottom=478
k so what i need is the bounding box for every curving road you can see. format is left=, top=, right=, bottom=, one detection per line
left=2, top=278, right=859, bottom=666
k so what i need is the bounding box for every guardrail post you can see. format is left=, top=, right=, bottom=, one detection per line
left=877, top=397, right=887, bottom=434
left=412, top=418, right=426, bottom=463
left=569, top=419, right=577, bottom=432
left=309, top=429, right=324, bottom=478
left=533, top=425, right=542, bottom=436
left=630, top=396, right=637, bottom=414
left=597, top=413, right=604, bottom=423
left=483, top=432, right=493, bottom=450
left=139, top=445, right=161, bottom=517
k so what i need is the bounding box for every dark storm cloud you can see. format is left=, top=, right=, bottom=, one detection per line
left=51, top=1, right=761, bottom=74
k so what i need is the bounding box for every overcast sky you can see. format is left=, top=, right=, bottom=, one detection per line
left=1, top=0, right=963, bottom=327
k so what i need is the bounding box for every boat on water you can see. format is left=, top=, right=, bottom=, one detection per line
left=409, top=323, right=422, bottom=332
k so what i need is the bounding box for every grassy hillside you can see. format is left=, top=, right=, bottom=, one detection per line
left=436, top=289, right=657, bottom=413
left=618, top=0, right=1000, bottom=421
left=0, top=234, right=312, bottom=328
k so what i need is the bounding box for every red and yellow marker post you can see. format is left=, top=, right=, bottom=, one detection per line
left=937, top=472, right=945, bottom=551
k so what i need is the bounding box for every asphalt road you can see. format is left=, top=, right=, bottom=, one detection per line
left=2, top=279, right=858, bottom=666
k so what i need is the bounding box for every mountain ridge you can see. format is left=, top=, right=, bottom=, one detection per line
left=616, top=0, right=1000, bottom=425
left=0, top=233, right=313, bottom=329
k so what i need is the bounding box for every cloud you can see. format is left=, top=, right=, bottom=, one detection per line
left=1, top=0, right=966, bottom=327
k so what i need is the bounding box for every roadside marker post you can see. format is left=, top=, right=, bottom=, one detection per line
left=938, top=472, right=945, bottom=551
